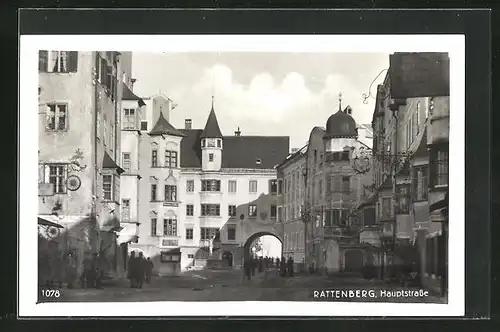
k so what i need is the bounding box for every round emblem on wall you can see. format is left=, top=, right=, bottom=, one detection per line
left=351, top=146, right=371, bottom=174
left=66, top=175, right=82, bottom=191
left=240, top=214, right=245, bottom=220
left=259, top=212, right=268, bottom=221
left=46, top=226, right=60, bottom=238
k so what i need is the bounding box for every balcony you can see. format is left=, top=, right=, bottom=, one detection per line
left=162, top=201, right=179, bottom=207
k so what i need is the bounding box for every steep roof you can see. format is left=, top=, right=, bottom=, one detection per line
left=102, top=151, right=124, bottom=175
left=179, top=129, right=290, bottom=169
left=149, top=112, right=186, bottom=137
left=200, top=107, right=223, bottom=138
left=122, top=85, right=146, bottom=107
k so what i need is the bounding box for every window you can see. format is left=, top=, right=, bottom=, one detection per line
left=248, top=204, right=257, bottom=218
left=121, top=199, right=130, bottom=221
left=164, top=185, right=177, bottom=202
left=102, top=175, right=113, bottom=200
left=123, top=109, right=136, bottom=129
left=201, top=180, right=221, bottom=192
left=396, top=184, right=410, bottom=214
left=185, top=228, right=194, bottom=240
left=435, top=150, right=449, bottom=186
left=270, top=205, right=277, bottom=219
left=269, top=180, right=278, bottom=194
left=428, top=97, right=434, bottom=117
left=163, top=219, right=177, bottom=236
left=161, top=253, right=180, bottom=262
left=186, top=180, right=194, bottom=192
left=416, top=102, right=421, bottom=134
left=324, top=209, right=342, bottom=227
left=140, top=121, right=148, bottom=131
left=188, top=254, right=194, bottom=259
left=217, top=139, right=222, bottom=148
left=249, top=180, right=258, bottom=193
left=208, top=153, right=214, bottom=162
left=227, top=225, right=236, bottom=241
left=200, top=228, right=219, bottom=240
left=122, top=153, right=131, bottom=173
left=165, top=150, right=178, bottom=168
left=201, top=204, right=220, bottom=217
left=45, top=103, right=68, bottom=131
left=277, top=206, right=283, bottom=223
left=39, top=51, right=78, bottom=73
left=151, top=149, right=158, bottom=167
left=151, top=184, right=157, bottom=201
left=151, top=218, right=157, bottom=236
left=342, top=176, right=350, bottom=192
left=228, top=180, right=237, bottom=193
left=341, top=151, right=350, bottom=161
left=48, top=165, right=66, bottom=194
left=381, top=197, right=393, bottom=220
left=413, top=166, right=429, bottom=201
left=228, top=205, right=237, bottom=217
left=201, top=139, right=206, bottom=148
left=186, top=204, right=194, bottom=216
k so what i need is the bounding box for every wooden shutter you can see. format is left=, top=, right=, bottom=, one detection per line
left=38, top=51, right=48, bottom=72
left=68, top=51, right=78, bottom=72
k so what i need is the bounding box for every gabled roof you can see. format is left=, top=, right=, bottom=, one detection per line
left=149, top=112, right=186, bottom=137
left=179, top=129, right=289, bottom=169
left=200, top=107, right=223, bottom=138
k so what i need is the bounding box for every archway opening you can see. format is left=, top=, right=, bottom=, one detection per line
left=243, top=232, right=282, bottom=263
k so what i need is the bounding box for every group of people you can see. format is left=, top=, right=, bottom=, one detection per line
left=79, top=252, right=106, bottom=289
left=243, top=255, right=295, bottom=280
left=127, top=251, right=154, bottom=288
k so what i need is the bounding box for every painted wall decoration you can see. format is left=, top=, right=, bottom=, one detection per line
left=69, top=148, right=87, bottom=172
left=351, top=146, right=371, bottom=174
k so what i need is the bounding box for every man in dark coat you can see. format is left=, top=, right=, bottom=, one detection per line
left=287, top=256, right=294, bottom=277
left=243, top=259, right=251, bottom=281
left=258, top=256, right=264, bottom=273
left=137, top=252, right=146, bottom=288
left=127, top=251, right=137, bottom=288
left=280, top=256, right=286, bottom=277
left=251, top=257, right=256, bottom=276
left=145, top=257, right=154, bottom=284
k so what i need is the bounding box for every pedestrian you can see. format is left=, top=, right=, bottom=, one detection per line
left=137, top=252, right=145, bottom=288
left=258, top=256, right=264, bottom=273
left=243, top=259, right=251, bottom=281
left=287, top=256, right=294, bottom=277
left=92, top=253, right=103, bottom=289
left=276, top=257, right=280, bottom=269
left=145, top=257, right=154, bottom=284
left=128, top=251, right=137, bottom=288
left=280, top=256, right=286, bottom=277
left=80, top=253, right=91, bottom=288
left=251, top=257, right=256, bottom=276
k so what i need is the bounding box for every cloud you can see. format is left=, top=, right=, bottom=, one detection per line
left=133, top=53, right=388, bottom=149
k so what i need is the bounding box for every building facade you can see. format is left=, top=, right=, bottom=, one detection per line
left=277, top=145, right=307, bottom=271
left=128, top=99, right=289, bottom=275
left=302, top=103, right=373, bottom=274
left=369, top=53, right=449, bottom=292
left=38, top=50, right=133, bottom=284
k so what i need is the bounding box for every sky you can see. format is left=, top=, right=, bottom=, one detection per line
left=132, top=52, right=389, bottom=149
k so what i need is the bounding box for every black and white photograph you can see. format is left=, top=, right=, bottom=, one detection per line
left=19, top=33, right=464, bottom=317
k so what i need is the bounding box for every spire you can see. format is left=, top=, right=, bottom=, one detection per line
left=338, top=91, right=343, bottom=112
left=201, top=99, right=223, bottom=139
left=211, top=94, right=215, bottom=111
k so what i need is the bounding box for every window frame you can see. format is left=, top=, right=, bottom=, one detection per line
left=200, top=204, right=221, bottom=217
left=248, top=204, right=258, bottom=218
left=102, top=174, right=114, bottom=201
left=150, top=218, right=157, bottom=236
left=249, top=180, right=258, bottom=193
left=228, top=180, right=237, bottom=193
left=165, top=150, right=178, bottom=168
left=227, top=225, right=236, bottom=241
left=47, top=164, right=67, bottom=194
left=164, top=184, right=177, bottom=202
left=208, top=153, right=214, bottom=162
left=228, top=205, right=237, bottom=218
left=413, top=165, right=429, bottom=201
left=122, top=152, right=131, bottom=173
left=121, top=199, right=131, bottom=221
left=150, top=184, right=158, bottom=201
left=123, top=108, right=136, bottom=130
left=163, top=218, right=178, bottom=237
left=151, top=149, right=158, bottom=167
left=45, top=102, right=69, bottom=132
left=200, top=227, right=220, bottom=240
left=186, top=204, right=194, bottom=216
left=185, top=228, right=194, bottom=240
left=201, top=179, right=221, bottom=192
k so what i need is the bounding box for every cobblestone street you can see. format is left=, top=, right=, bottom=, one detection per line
left=41, top=269, right=446, bottom=303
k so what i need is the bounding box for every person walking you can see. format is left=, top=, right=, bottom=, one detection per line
left=287, top=256, right=295, bottom=277
left=243, top=258, right=251, bottom=282
left=280, top=256, right=286, bottom=277
left=137, top=252, right=146, bottom=288
left=258, top=256, right=264, bottom=273
left=145, top=257, right=154, bottom=284
left=128, top=251, right=137, bottom=288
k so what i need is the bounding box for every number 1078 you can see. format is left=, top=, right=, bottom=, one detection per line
left=41, top=289, right=61, bottom=298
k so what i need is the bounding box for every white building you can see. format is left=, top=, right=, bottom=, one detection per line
left=125, top=97, right=289, bottom=275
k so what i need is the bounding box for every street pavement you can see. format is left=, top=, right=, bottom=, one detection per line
left=44, top=268, right=446, bottom=303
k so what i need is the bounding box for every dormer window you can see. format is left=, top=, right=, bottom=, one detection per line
left=217, top=139, right=222, bottom=148
left=256, top=158, right=262, bottom=165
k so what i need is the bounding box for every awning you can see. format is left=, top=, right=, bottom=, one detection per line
left=161, top=248, right=181, bottom=255
left=102, top=151, right=124, bottom=175
left=117, top=222, right=139, bottom=245
left=38, top=216, right=64, bottom=228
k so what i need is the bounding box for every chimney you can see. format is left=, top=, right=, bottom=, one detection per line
left=185, top=119, right=192, bottom=130
left=235, top=127, right=241, bottom=136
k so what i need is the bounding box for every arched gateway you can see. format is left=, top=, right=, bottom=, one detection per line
left=243, top=231, right=283, bottom=261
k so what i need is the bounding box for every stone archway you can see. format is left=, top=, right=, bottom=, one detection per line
left=243, top=231, right=283, bottom=262
left=344, top=249, right=364, bottom=272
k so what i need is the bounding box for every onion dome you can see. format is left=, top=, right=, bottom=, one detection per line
left=325, top=107, right=358, bottom=139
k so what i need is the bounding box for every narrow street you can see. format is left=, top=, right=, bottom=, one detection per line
left=44, top=268, right=446, bottom=303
